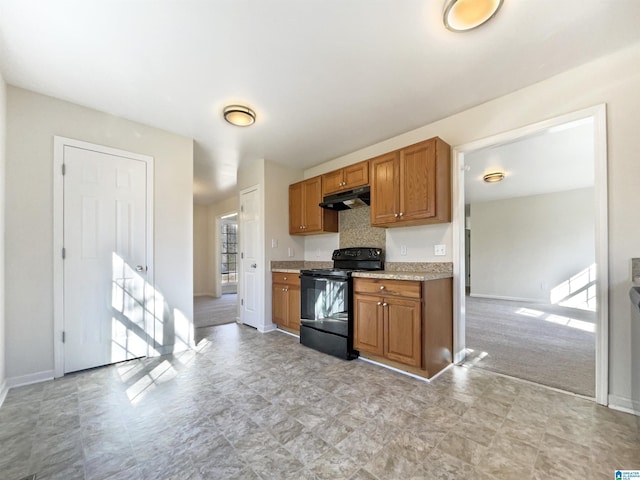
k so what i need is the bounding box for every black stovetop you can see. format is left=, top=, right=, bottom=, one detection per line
left=300, top=247, right=384, bottom=277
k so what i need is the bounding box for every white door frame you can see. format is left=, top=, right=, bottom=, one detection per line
left=452, top=104, right=609, bottom=405
left=53, top=136, right=154, bottom=378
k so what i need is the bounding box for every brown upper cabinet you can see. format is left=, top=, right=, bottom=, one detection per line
left=322, top=160, right=369, bottom=196
left=289, top=176, right=338, bottom=235
left=370, top=137, right=451, bottom=227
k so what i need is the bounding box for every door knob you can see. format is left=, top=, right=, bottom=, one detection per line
left=136, top=265, right=146, bottom=272
left=251, top=263, right=257, bottom=268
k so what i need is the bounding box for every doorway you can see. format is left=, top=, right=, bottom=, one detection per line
left=452, top=105, right=608, bottom=404
left=53, top=137, right=154, bottom=377
left=220, top=213, right=238, bottom=295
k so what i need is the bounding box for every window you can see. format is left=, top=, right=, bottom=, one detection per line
left=221, top=222, right=237, bottom=284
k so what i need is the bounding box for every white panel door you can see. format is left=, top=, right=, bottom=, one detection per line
left=64, top=145, right=148, bottom=373
left=240, top=187, right=260, bottom=329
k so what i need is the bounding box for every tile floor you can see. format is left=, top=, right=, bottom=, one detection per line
left=1, top=323, right=638, bottom=480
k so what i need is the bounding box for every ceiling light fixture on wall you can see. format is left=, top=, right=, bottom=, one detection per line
left=483, top=172, right=505, bottom=183
left=223, top=105, right=256, bottom=126
left=443, top=0, right=503, bottom=32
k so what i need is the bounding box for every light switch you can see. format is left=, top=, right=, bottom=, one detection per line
left=434, top=244, right=446, bottom=256
left=271, top=238, right=278, bottom=248
left=288, top=247, right=294, bottom=257
left=400, top=245, right=407, bottom=256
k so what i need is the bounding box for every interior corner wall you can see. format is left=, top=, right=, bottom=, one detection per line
left=0, top=73, right=7, bottom=401
left=264, top=160, right=305, bottom=324
left=470, top=188, right=595, bottom=302
left=303, top=42, right=640, bottom=408
left=5, top=86, right=194, bottom=381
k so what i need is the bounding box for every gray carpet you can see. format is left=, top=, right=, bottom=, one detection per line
left=464, top=295, right=595, bottom=397
left=194, top=294, right=238, bottom=328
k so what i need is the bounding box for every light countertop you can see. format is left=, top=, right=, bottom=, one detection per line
left=352, top=271, right=452, bottom=281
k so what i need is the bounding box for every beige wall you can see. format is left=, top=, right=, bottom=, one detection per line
left=0, top=73, right=6, bottom=401
left=305, top=43, right=640, bottom=410
left=5, top=86, right=194, bottom=381
left=470, top=188, right=595, bottom=302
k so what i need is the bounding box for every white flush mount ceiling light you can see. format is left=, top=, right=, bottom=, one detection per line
left=443, top=0, right=503, bottom=32
left=223, top=105, right=256, bottom=127
left=483, top=172, right=505, bottom=183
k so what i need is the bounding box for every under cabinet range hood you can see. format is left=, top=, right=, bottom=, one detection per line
left=319, top=186, right=370, bottom=211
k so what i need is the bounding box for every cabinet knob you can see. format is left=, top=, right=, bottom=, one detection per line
left=377, top=301, right=382, bottom=306
left=379, top=285, right=385, bottom=290
left=383, top=302, right=388, bottom=307
left=394, top=213, right=399, bottom=218
left=283, top=276, right=287, bottom=280
left=299, top=225, right=303, bottom=229
left=399, top=212, right=404, bottom=217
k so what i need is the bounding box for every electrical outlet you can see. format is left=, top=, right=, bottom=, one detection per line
left=434, top=244, right=446, bottom=256
left=400, top=245, right=407, bottom=256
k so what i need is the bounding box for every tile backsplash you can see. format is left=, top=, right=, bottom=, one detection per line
left=339, top=206, right=385, bottom=249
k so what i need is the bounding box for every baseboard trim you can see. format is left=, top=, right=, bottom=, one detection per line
left=608, top=394, right=640, bottom=416
left=194, top=292, right=216, bottom=297
left=275, top=328, right=300, bottom=339
left=7, top=370, right=55, bottom=389
left=469, top=293, right=546, bottom=303
left=358, top=357, right=432, bottom=383
left=258, top=323, right=277, bottom=333
left=0, top=379, right=8, bottom=408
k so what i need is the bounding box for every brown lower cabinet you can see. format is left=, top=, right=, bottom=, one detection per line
left=272, top=272, right=300, bottom=333
left=353, top=276, right=453, bottom=378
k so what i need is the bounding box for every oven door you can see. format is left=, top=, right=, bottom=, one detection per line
left=300, top=273, right=351, bottom=337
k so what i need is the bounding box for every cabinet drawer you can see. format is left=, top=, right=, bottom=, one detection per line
left=272, top=272, right=300, bottom=286
left=354, top=278, right=421, bottom=299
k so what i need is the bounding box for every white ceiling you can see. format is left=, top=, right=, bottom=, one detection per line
left=464, top=118, right=595, bottom=204
left=1, top=1, right=639, bottom=204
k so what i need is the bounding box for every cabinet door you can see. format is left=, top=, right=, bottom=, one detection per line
left=343, top=161, right=369, bottom=190
left=322, top=169, right=345, bottom=196
left=399, top=139, right=436, bottom=222
left=287, top=284, right=300, bottom=331
left=354, top=294, right=384, bottom=356
left=384, top=297, right=422, bottom=367
left=370, top=152, right=399, bottom=227
left=289, top=182, right=304, bottom=234
left=302, top=176, right=323, bottom=232
left=272, top=283, right=288, bottom=327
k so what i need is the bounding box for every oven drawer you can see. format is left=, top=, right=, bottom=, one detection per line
left=353, top=277, right=421, bottom=299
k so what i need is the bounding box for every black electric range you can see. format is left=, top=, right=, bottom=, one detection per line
left=299, top=247, right=383, bottom=359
